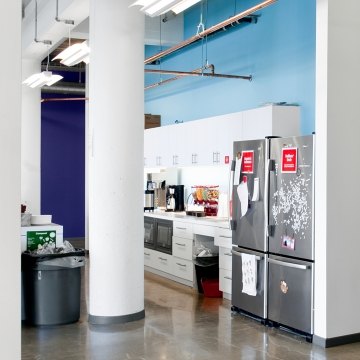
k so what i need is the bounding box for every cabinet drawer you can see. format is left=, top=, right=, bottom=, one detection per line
left=153, top=252, right=173, bottom=274
left=173, top=257, right=194, bottom=282
left=219, top=268, right=232, bottom=294
left=193, top=224, right=215, bottom=237
left=173, top=236, right=193, bottom=261
left=144, top=249, right=155, bottom=268
left=173, top=221, right=193, bottom=239
left=219, top=247, right=233, bottom=271
left=215, top=227, right=232, bottom=248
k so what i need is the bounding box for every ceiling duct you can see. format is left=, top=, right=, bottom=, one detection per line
left=144, top=0, right=277, bottom=65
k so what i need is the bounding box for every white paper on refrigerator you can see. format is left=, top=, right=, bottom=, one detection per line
left=234, top=155, right=242, bottom=186
left=251, top=177, right=260, bottom=202
left=241, top=253, right=257, bottom=296
left=237, top=180, right=249, bottom=218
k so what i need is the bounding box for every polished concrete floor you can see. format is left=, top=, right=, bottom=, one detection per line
left=22, top=267, right=360, bottom=360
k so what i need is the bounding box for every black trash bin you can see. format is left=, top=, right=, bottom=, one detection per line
left=22, top=249, right=85, bottom=326
left=193, top=256, right=219, bottom=293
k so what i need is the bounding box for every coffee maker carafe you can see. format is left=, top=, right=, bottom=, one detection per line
left=166, top=185, right=185, bottom=212
left=166, top=188, right=176, bottom=211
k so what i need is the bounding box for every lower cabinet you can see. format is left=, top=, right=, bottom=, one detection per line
left=219, top=247, right=233, bottom=296
left=153, top=252, right=173, bottom=274
left=144, top=221, right=195, bottom=287
left=215, top=227, right=233, bottom=299
left=173, top=258, right=193, bottom=282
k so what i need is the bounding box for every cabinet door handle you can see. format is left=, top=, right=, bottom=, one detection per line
left=176, top=227, right=187, bottom=230
left=224, top=276, right=232, bottom=280
left=192, top=153, right=197, bottom=164
left=224, top=252, right=232, bottom=256
left=144, top=252, right=150, bottom=256
left=158, top=257, right=167, bottom=261
left=175, top=243, right=186, bottom=247
left=213, top=152, right=217, bottom=163
left=176, top=263, right=186, bottom=267
left=219, top=235, right=232, bottom=239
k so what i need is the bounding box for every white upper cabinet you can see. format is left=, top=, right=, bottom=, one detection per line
left=144, top=105, right=300, bottom=169
left=242, top=105, right=300, bottom=140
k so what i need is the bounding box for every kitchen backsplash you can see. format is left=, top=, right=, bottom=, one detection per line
left=146, top=165, right=229, bottom=209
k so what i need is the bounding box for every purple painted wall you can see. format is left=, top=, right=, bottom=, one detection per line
left=41, top=94, right=85, bottom=238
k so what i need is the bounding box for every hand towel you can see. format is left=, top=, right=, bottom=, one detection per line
left=241, top=253, right=257, bottom=296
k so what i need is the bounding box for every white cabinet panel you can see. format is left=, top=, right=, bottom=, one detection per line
left=144, top=105, right=299, bottom=170
left=173, top=236, right=193, bottom=261
left=173, top=257, right=194, bottom=281
left=153, top=252, right=173, bottom=274
left=144, top=248, right=155, bottom=268
left=173, top=221, right=193, bottom=239
left=219, top=246, right=233, bottom=271
left=219, top=268, right=232, bottom=294
left=214, top=227, right=232, bottom=248
left=193, top=224, right=215, bottom=237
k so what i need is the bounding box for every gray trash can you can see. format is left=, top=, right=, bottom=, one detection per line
left=22, top=249, right=85, bottom=326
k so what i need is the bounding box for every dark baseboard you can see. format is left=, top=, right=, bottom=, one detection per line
left=88, top=309, right=145, bottom=325
left=313, top=332, right=360, bottom=348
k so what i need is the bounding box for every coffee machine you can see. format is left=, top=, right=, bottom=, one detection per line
left=166, top=185, right=185, bottom=212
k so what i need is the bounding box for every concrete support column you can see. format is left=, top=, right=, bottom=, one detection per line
left=314, top=0, right=360, bottom=346
left=21, top=59, right=41, bottom=215
left=0, top=1, right=21, bottom=358
left=88, top=0, right=145, bottom=323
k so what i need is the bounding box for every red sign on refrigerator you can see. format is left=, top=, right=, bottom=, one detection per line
left=281, top=147, right=298, bottom=173
left=241, top=150, right=254, bottom=174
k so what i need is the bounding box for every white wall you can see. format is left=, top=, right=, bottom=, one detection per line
left=315, top=0, right=360, bottom=340
left=21, top=59, right=41, bottom=214
left=0, top=1, right=21, bottom=358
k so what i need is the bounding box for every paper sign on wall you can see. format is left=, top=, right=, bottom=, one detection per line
left=241, top=150, right=254, bottom=174
left=281, top=147, right=298, bottom=173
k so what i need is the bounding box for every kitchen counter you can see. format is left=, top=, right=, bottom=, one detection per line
left=144, top=210, right=229, bottom=229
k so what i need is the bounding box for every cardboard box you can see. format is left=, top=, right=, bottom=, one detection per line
left=21, top=224, right=63, bottom=252
left=145, top=114, right=161, bottom=129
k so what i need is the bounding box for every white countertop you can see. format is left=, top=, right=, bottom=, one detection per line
left=144, top=210, right=230, bottom=229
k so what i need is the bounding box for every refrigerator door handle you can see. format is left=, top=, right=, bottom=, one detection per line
left=264, top=158, right=270, bottom=238
left=231, top=250, right=262, bottom=261
left=228, top=159, right=236, bottom=229
left=268, top=258, right=310, bottom=270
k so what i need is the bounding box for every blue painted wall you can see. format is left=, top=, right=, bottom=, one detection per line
left=145, top=0, right=315, bottom=134
left=41, top=94, right=85, bottom=238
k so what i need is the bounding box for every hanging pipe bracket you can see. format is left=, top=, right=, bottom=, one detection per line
left=55, top=0, right=74, bottom=25
left=34, top=0, right=52, bottom=45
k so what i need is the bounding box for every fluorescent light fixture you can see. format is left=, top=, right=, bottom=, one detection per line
left=130, top=0, right=200, bottom=16
left=23, top=71, right=63, bottom=88
left=53, top=41, right=90, bottom=67
left=171, top=0, right=201, bottom=14
left=142, top=0, right=178, bottom=16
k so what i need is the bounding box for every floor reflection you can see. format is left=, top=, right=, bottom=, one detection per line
left=22, top=269, right=360, bottom=360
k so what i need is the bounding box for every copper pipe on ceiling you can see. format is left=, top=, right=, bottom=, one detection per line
left=145, top=64, right=214, bottom=90
left=145, top=68, right=252, bottom=81
left=144, top=0, right=277, bottom=65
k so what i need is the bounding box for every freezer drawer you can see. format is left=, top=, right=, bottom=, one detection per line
left=267, top=255, right=313, bottom=334
left=231, top=247, right=267, bottom=320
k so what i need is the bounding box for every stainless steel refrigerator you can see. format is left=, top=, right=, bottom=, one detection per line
left=267, top=135, right=314, bottom=336
left=230, top=135, right=314, bottom=336
left=231, top=138, right=270, bottom=322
